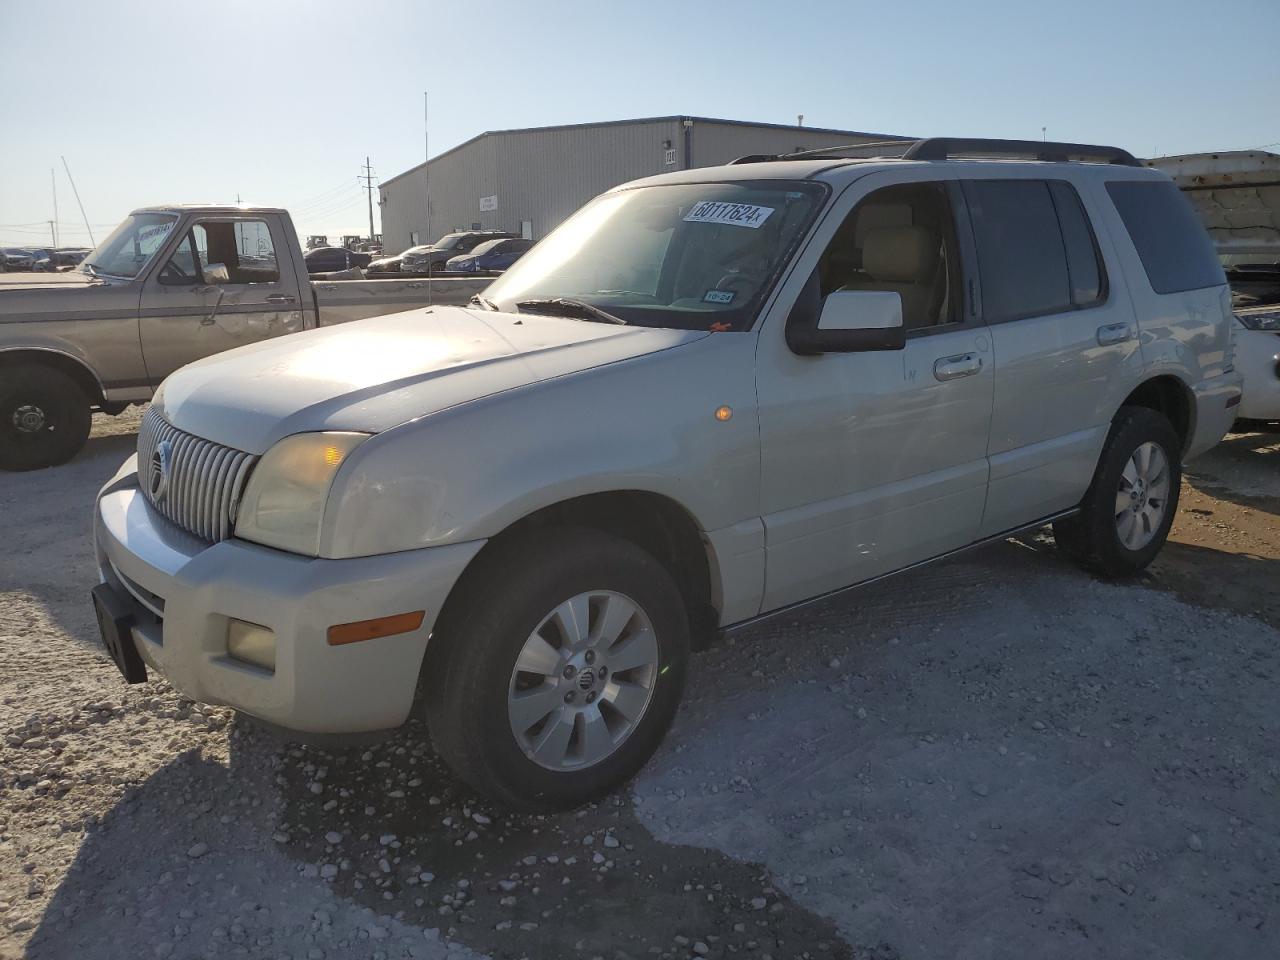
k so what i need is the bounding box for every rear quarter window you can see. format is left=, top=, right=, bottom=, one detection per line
left=1106, top=180, right=1225, bottom=294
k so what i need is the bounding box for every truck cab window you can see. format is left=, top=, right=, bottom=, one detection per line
left=158, top=220, right=279, bottom=285
left=818, top=182, right=960, bottom=331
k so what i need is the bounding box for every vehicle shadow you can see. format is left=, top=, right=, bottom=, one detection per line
left=21, top=728, right=281, bottom=960
left=272, top=715, right=870, bottom=960
left=23, top=715, right=869, bottom=960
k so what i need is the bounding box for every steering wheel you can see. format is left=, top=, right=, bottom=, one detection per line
left=712, top=266, right=765, bottom=295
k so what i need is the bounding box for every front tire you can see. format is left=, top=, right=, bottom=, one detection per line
left=0, top=366, right=92, bottom=471
left=423, top=527, right=690, bottom=810
left=1054, top=406, right=1182, bottom=578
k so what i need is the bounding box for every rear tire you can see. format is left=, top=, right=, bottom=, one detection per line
left=0, top=366, right=92, bottom=471
left=423, top=527, right=690, bottom=811
left=1054, top=407, right=1182, bottom=578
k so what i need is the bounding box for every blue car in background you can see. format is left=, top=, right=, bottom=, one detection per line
left=445, top=237, right=532, bottom=274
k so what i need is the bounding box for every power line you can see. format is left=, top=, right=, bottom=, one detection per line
left=288, top=180, right=364, bottom=214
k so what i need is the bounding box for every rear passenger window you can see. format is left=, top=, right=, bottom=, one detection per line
left=1106, top=180, right=1225, bottom=294
left=1048, top=182, right=1105, bottom=306
left=965, top=180, right=1071, bottom=323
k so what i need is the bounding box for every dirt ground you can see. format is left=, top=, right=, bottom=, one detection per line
left=1, top=412, right=1276, bottom=960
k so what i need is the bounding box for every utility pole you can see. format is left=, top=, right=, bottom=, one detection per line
left=430, top=92, right=435, bottom=248
left=50, top=168, right=58, bottom=247
left=360, top=157, right=377, bottom=243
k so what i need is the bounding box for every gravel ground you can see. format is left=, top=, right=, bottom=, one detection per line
left=1, top=411, right=1276, bottom=959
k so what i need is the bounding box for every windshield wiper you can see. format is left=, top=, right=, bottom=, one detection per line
left=516, top=297, right=626, bottom=325
left=469, top=293, right=499, bottom=311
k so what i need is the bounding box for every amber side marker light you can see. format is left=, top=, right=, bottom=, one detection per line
left=715, top=405, right=733, bottom=421
left=327, top=611, right=426, bottom=646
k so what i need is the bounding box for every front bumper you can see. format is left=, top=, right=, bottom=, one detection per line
left=93, top=457, right=484, bottom=733
left=1187, top=369, right=1245, bottom=459
left=1234, top=326, right=1280, bottom=421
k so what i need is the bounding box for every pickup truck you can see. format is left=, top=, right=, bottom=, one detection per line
left=0, top=205, right=488, bottom=471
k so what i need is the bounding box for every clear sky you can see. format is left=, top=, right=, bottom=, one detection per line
left=2, top=0, right=1277, bottom=248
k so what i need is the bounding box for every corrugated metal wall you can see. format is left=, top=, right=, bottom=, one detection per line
left=379, top=119, right=901, bottom=254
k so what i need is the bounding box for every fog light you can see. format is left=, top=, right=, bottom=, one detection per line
left=227, top=619, right=276, bottom=671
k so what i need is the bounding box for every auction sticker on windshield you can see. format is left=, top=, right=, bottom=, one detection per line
left=683, top=201, right=774, bottom=229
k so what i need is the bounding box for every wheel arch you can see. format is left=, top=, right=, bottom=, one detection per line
left=0, top=347, right=106, bottom=406
left=1119, top=374, right=1194, bottom=454
left=439, top=489, right=720, bottom=651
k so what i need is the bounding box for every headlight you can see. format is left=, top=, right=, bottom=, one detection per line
left=1236, top=311, right=1280, bottom=331
left=234, top=432, right=369, bottom=555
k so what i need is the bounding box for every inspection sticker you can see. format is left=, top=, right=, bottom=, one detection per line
left=703, top=289, right=735, bottom=304
left=683, top=201, right=774, bottom=229
left=138, top=222, right=174, bottom=244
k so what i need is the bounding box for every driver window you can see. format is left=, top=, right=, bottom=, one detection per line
left=818, top=182, right=960, bottom=331
left=158, top=220, right=280, bottom=285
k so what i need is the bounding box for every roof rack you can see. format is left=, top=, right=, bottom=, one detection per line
left=729, top=137, right=1141, bottom=168
left=730, top=140, right=912, bottom=165
left=903, top=137, right=1141, bottom=166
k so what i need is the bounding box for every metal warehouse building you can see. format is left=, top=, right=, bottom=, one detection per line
left=378, top=115, right=908, bottom=254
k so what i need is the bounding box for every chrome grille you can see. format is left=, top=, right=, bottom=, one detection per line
left=136, top=407, right=258, bottom=542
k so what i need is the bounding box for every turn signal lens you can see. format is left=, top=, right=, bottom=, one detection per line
left=327, top=611, right=426, bottom=646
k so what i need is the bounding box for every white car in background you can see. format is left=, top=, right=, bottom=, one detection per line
left=1232, top=290, right=1280, bottom=424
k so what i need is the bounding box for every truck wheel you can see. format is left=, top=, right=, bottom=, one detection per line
left=424, top=527, right=690, bottom=810
left=1053, top=407, right=1182, bottom=578
left=0, top=366, right=92, bottom=471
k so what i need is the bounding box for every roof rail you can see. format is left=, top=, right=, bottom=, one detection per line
left=729, top=139, right=914, bottom=165
left=902, top=137, right=1142, bottom=167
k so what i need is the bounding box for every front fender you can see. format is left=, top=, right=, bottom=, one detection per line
left=319, top=333, right=761, bottom=560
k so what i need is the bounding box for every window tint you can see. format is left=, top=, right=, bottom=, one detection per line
left=1048, top=182, right=1104, bottom=306
left=1106, top=180, right=1225, bottom=294
left=965, top=180, right=1071, bottom=323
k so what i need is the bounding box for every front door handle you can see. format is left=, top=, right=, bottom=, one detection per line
left=1096, top=322, right=1133, bottom=346
left=934, top=352, right=982, bottom=382
left=265, top=294, right=296, bottom=304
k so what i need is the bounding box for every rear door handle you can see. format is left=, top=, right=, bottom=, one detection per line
left=934, top=352, right=982, bottom=382
left=1096, top=322, right=1133, bottom=346
left=265, top=294, right=296, bottom=304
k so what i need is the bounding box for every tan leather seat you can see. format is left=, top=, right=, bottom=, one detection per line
left=844, top=225, right=940, bottom=329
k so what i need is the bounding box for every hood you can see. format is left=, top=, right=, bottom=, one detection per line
left=0, top=273, right=131, bottom=318
left=157, top=305, right=709, bottom=453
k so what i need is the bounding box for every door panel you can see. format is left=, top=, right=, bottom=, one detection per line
left=962, top=175, right=1144, bottom=537
left=138, top=218, right=305, bottom=382
left=979, top=309, right=1137, bottom=536
left=755, top=170, right=993, bottom=615
left=758, top=326, right=993, bottom=609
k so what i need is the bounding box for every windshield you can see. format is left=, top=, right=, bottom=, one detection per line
left=81, top=212, right=178, bottom=279
left=485, top=180, right=827, bottom=330
left=434, top=234, right=467, bottom=251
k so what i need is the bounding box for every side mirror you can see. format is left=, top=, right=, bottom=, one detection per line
left=788, top=288, right=905, bottom=354
left=202, top=262, right=230, bottom=285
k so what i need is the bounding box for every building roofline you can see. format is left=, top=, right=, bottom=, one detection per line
left=379, top=115, right=913, bottom=189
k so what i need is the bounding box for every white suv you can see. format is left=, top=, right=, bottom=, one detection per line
left=93, top=138, right=1242, bottom=809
